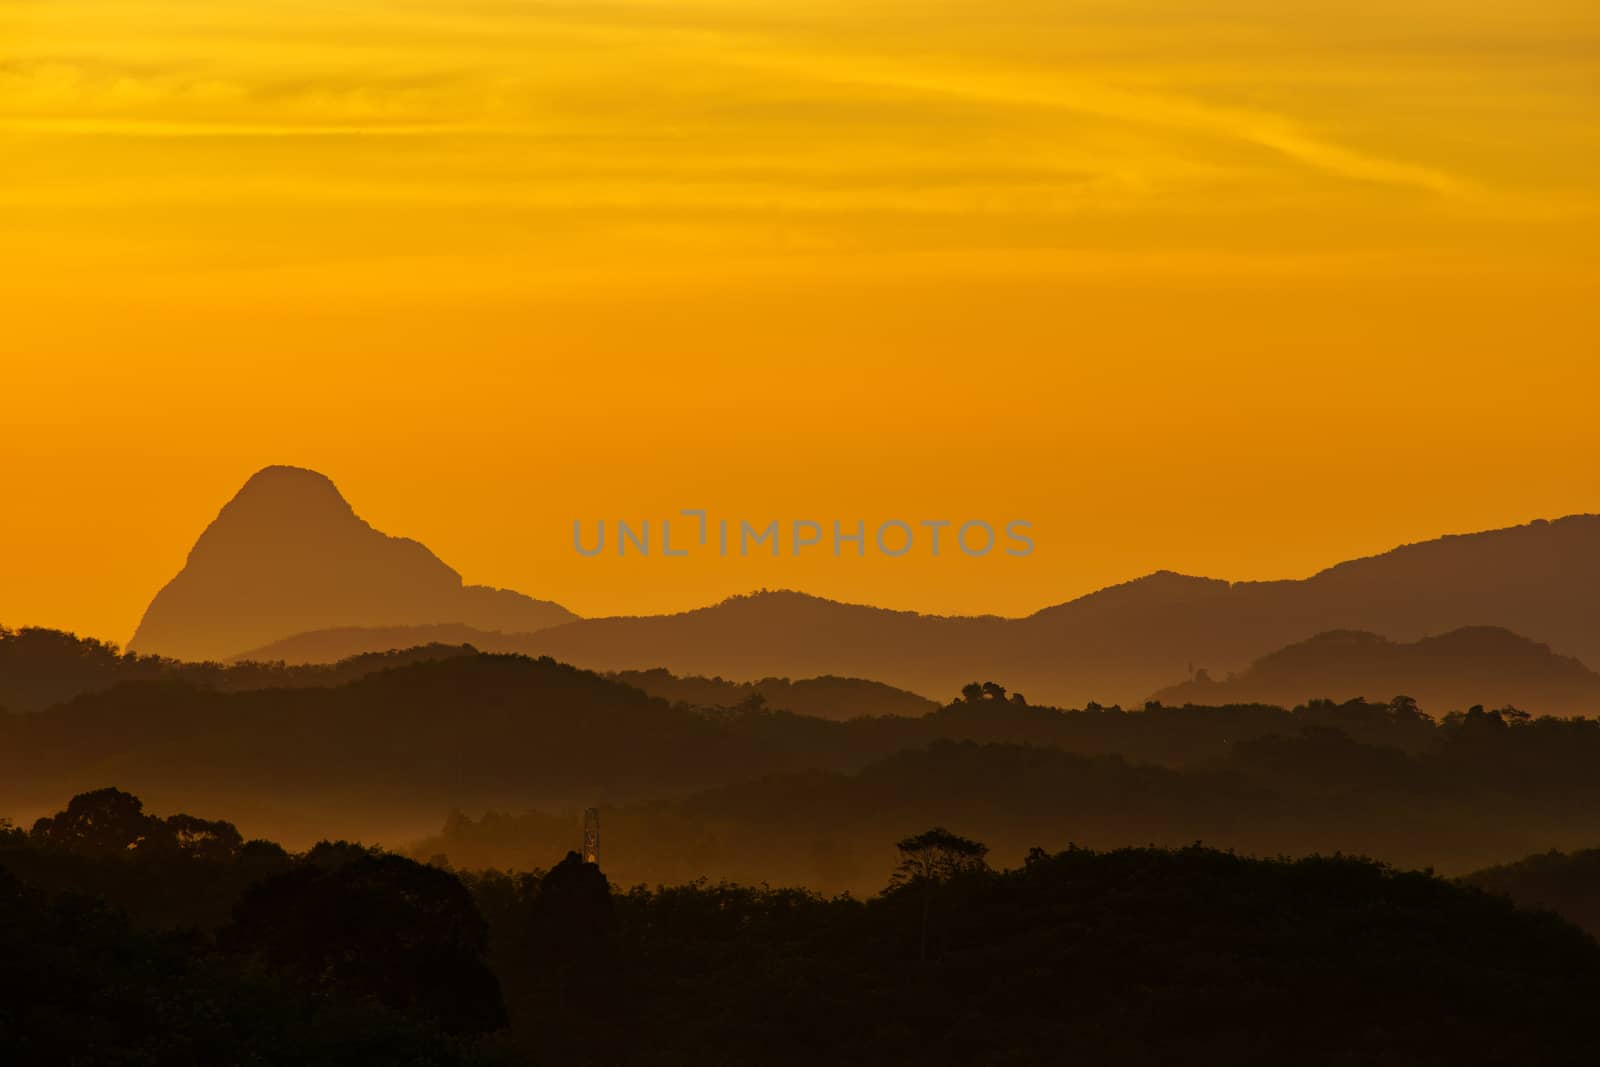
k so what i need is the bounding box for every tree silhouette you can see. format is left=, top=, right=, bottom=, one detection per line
left=221, top=846, right=507, bottom=1035
left=30, top=787, right=162, bottom=856
left=890, top=828, right=989, bottom=887
left=529, top=851, right=619, bottom=1005
left=1389, top=694, right=1421, bottom=717
left=1496, top=704, right=1532, bottom=725
left=163, top=813, right=244, bottom=861
left=889, top=828, right=989, bottom=962
left=8, top=785, right=1600, bottom=1063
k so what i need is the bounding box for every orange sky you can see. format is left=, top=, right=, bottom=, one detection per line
left=2, top=0, right=1596, bottom=645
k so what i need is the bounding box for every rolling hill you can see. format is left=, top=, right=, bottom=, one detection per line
left=606, top=667, right=940, bottom=720
left=233, top=623, right=519, bottom=665
left=1149, top=627, right=1600, bottom=716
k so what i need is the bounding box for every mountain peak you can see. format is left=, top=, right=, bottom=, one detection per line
left=232, top=464, right=348, bottom=506
left=181, top=465, right=438, bottom=575
left=214, top=466, right=354, bottom=529
left=128, top=466, right=574, bottom=660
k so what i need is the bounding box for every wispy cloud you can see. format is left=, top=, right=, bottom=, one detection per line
left=1, top=0, right=1593, bottom=268
left=726, top=52, right=1474, bottom=199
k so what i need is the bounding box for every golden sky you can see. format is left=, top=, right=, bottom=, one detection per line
left=2, top=0, right=1597, bottom=645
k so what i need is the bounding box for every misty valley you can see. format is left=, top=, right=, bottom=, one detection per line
left=5, top=628, right=1600, bottom=1063
left=4, top=467, right=1600, bottom=1063
left=6, top=635, right=1600, bottom=888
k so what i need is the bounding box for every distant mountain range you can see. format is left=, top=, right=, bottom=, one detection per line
left=1150, top=627, right=1600, bottom=716
left=508, top=517, right=1600, bottom=708
left=127, top=466, right=574, bottom=661
left=126, top=466, right=1600, bottom=711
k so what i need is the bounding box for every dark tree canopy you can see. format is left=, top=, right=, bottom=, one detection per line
left=5, top=787, right=1600, bottom=1066
left=29, top=787, right=247, bottom=864
left=890, top=827, right=989, bottom=888
left=222, top=846, right=507, bottom=1036
left=30, top=787, right=161, bottom=856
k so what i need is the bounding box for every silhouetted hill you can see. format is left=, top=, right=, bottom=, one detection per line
left=1, top=793, right=507, bottom=1062
left=10, top=790, right=1599, bottom=1066
left=479, top=843, right=1600, bottom=1066
left=0, top=625, right=479, bottom=714
left=1465, top=848, right=1600, bottom=939
left=608, top=667, right=939, bottom=720
left=234, top=623, right=521, bottom=664
left=0, top=654, right=769, bottom=844
left=520, top=589, right=998, bottom=699
left=0, top=626, right=934, bottom=721
left=10, top=644, right=1600, bottom=881
left=0, top=628, right=172, bottom=714
left=127, top=466, right=574, bottom=660
left=418, top=709, right=1600, bottom=892
left=1151, top=627, right=1600, bottom=716
left=516, top=515, right=1600, bottom=707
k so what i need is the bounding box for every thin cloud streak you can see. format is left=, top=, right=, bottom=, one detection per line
left=735, top=52, right=1475, bottom=199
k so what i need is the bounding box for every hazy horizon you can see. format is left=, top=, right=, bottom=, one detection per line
left=4, top=0, right=1597, bottom=643
left=5, top=459, right=1598, bottom=648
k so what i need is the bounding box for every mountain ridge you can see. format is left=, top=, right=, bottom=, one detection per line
left=513, top=513, right=1600, bottom=707
left=128, top=466, right=1598, bottom=709
left=1150, top=626, right=1600, bottom=716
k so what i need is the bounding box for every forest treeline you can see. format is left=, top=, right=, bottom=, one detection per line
left=606, top=666, right=939, bottom=721
left=415, top=715, right=1600, bottom=892
left=1463, top=848, right=1600, bottom=939
left=4, top=788, right=1599, bottom=1066
left=4, top=639, right=1600, bottom=879
left=1, top=789, right=507, bottom=1064
left=0, top=626, right=936, bottom=721
left=0, top=625, right=482, bottom=713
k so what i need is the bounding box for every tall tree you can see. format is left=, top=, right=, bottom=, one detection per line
left=889, top=828, right=989, bottom=962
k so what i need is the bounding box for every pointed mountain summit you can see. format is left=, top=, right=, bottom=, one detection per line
left=127, top=466, right=574, bottom=660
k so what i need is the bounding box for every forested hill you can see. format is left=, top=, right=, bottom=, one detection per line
left=0, top=625, right=480, bottom=714
left=3, top=788, right=1598, bottom=1066
left=0, top=627, right=938, bottom=722
left=5, top=647, right=1600, bottom=881
left=607, top=667, right=939, bottom=720
left=414, top=715, right=1600, bottom=893
left=9, top=790, right=1600, bottom=1062
left=1152, top=626, right=1600, bottom=716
